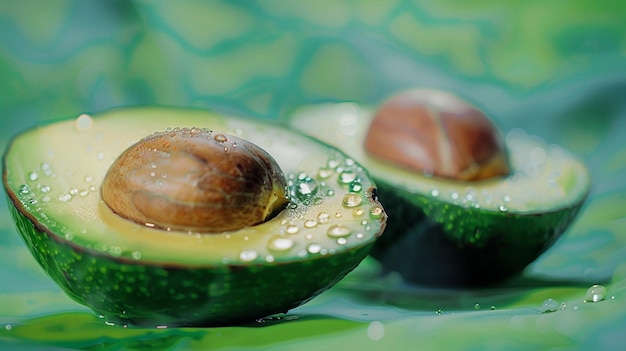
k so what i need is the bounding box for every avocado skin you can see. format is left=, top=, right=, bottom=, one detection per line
left=371, top=180, right=586, bottom=287
left=7, top=195, right=373, bottom=327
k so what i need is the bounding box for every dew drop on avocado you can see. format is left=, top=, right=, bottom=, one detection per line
left=585, top=284, right=607, bottom=302
left=307, top=243, right=322, bottom=254
left=342, top=193, right=363, bottom=208
left=339, top=170, right=357, bottom=184
left=327, top=224, right=351, bottom=238
left=540, top=298, right=559, bottom=313
left=304, top=219, right=317, bottom=228
left=317, top=212, right=330, bottom=224
left=268, top=236, right=294, bottom=251
left=239, top=250, right=258, bottom=262
left=75, top=113, right=94, bottom=131
left=285, top=225, right=299, bottom=235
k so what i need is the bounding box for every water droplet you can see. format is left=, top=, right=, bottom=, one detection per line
left=352, top=208, right=364, bottom=217
left=369, top=206, right=384, bottom=219
left=239, top=250, right=258, bottom=262
left=28, top=171, right=39, bottom=181
left=327, top=159, right=341, bottom=169
left=490, top=306, right=496, bottom=310
left=499, top=205, right=508, bottom=212
left=327, top=224, right=351, bottom=238
left=335, top=212, right=342, bottom=218
left=296, top=178, right=318, bottom=196
left=97, top=152, right=105, bottom=160
left=75, top=113, right=93, bottom=131
left=109, top=246, right=122, bottom=257
left=430, top=189, right=440, bottom=197
left=585, top=284, right=607, bottom=302
left=450, top=192, right=459, bottom=200
left=318, top=167, right=333, bottom=179
left=367, top=321, right=384, bottom=341
left=337, top=237, right=347, bottom=245
left=342, top=193, right=363, bottom=208
left=317, top=212, right=330, bottom=224
left=268, top=236, right=294, bottom=251
left=214, top=134, right=228, bottom=142
left=58, top=193, right=72, bottom=202
left=41, top=195, right=50, bottom=202
left=84, top=175, right=94, bottom=183
left=285, top=225, right=299, bottom=235
left=326, top=189, right=335, bottom=197
left=68, top=187, right=78, bottom=196
left=540, top=298, right=559, bottom=313
left=435, top=309, right=443, bottom=315
left=89, top=185, right=96, bottom=192
left=474, top=304, right=480, bottom=310
left=304, top=219, right=317, bottom=228
left=18, top=184, right=30, bottom=195
left=356, top=233, right=364, bottom=239
left=349, top=181, right=363, bottom=193
left=307, top=243, right=322, bottom=254
left=338, top=170, right=357, bottom=184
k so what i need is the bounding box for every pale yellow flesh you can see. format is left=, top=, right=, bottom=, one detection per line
left=4, top=107, right=384, bottom=265
left=289, top=102, right=591, bottom=213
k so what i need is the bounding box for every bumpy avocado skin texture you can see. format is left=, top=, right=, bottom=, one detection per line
left=372, top=181, right=585, bottom=287
left=8, top=199, right=373, bottom=326
left=2, top=107, right=386, bottom=326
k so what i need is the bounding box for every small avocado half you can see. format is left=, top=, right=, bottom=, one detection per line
left=286, top=101, right=590, bottom=287
left=2, top=107, right=386, bottom=326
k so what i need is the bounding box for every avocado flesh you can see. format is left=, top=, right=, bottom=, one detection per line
left=2, top=107, right=386, bottom=326
left=286, top=103, right=590, bottom=286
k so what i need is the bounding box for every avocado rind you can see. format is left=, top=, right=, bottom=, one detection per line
left=2, top=106, right=386, bottom=326
left=286, top=103, right=590, bottom=287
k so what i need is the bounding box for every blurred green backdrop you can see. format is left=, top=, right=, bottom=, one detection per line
left=1, top=1, right=626, bottom=350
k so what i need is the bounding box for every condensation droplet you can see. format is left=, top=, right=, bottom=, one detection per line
left=75, top=113, right=93, bottom=131
left=474, top=304, right=480, bottom=310
left=69, top=187, right=78, bottom=196
left=239, top=250, right=258, bottom=262
left=307, top=243, right=322, bottom=254
left=58, top=193, right=72, bottom=202
left=214, top=134, right=228, bottom=142
left=19, top=184, right=31, bottom=194
left=318, top=167, right=333, bottom=179
left=367, top=321, right=384, bottom=341
left=352, top=208, right=364, bottom=217
left=585, top=284, right=607, bottom=302
left=369, top=206, right=384, bottom=219
left=268, top=236, right=294, bottom=251
left=540, top=298, right=559, bottom=313
left=342, top=193, right=363, bottom=208
left=28, top=171, right=39, bottom=181
left=304, top=219, right=317, bottom=228
left=349, top=181, right=363, bottom=193
left=499, top=205, right=508, bottom=212
left=285, top=225, right=299, bottom=235
left=97, top=152, right=105, bottom=160
left=317, top=212, right=330, bottom=224
left=356, top=232, right=364, bottom=239
left=337, top=237, right=347, bottom=245
left=430, top=189, right=440, bottom=197
left=338, top=170, right=357, bottom=184
left=327, top=224, right=352, bottom=238
left=84, top=175, right=94, bottom=183
left=326, top=189, right=335, bottom=197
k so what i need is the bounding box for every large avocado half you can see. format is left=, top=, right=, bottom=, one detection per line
left=2, top=107, right=386, bottom=326
left=286, top=99, right=590, bottom=287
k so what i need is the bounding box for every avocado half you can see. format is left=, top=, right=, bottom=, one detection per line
left=286, top=102, right=590, bottom=287
left=2, top=107, right=386, bottom=326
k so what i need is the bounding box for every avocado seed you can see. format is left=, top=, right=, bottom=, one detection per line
left=101, top=128, right=288, bottom=233
left=364, top=89, right=510, bottom=181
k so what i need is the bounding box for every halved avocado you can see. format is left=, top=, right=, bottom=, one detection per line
left=2, top=107, right=386, bottom=326
left=286, top=102, right=590, bottom=287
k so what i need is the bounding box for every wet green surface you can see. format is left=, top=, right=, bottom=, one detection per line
left=1, top=1, right=626, bottom=350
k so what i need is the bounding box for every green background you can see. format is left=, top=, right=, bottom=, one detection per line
left=1, top=1, right=626, bottom=349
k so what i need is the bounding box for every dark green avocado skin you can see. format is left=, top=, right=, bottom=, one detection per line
left=7, top=196, right=373, bottom=327
left=371, top=181, right=586, bottom=287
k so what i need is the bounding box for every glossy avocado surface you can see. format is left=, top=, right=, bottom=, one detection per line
left=2, top=107, right=387, bottom=326
left=287, top=102, right=590, bottom=287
